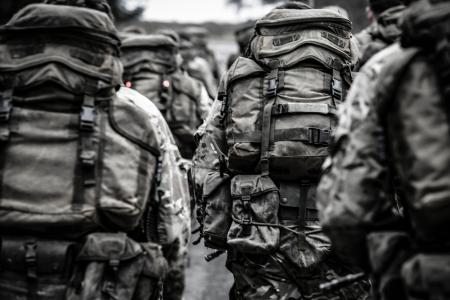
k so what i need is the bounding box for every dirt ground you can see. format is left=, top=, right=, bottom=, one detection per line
left=184, top=239, right=234, bottom=300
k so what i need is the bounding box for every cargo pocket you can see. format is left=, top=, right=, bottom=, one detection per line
left=67, top=233, right=167, bottom=300
left=227, top=175, right=280, bottom=254
left=201, top=172, right=232, bottom=250
left=402, top=254, right=450, bottom=300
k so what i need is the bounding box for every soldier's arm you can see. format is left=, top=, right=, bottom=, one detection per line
left=317, top=56, right=397, bottom=269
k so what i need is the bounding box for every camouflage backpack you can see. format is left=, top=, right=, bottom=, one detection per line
left=0, top=4, right=167, bottom=299
left=222, top=8, right=354, bottom=180
left=121, top=34, right=204, bottom=158
left=197, top=7, right=355, bottom=253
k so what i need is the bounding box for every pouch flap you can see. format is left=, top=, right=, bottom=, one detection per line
left=228, top=57, right=265, bottom=86
left=0, top=238, right=76, bottom=274
left=231, top=175, right=278, bottom=198
left=110, top=93, right=160, bottom=156
left=1, top=4, right=119, bottom=42
left=77, top=233, right=142, bottom=261
left=203, top=172, right=231, bottom=198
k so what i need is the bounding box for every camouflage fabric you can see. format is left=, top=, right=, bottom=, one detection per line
left=317, top=2, right=450, bottom=295
left=119, top=87, right=191, bottom=300
left=355, top=5, right=405, bottom=69
left=317, top=44, right=404, bottom=269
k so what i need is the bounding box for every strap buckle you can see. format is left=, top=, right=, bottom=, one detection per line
left=272, top=104, right=287, bottom=115
left=0, top=91, right=12, bottom=122
left=80, top=104, right=95, bottom=131
left=267, top=77, right=278, bottom=98
left=332, top=69, right=343, bottom=101
left=308, top=128, right=331, bottom=146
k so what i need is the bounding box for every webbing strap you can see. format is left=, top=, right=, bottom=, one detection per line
left=232, top=127, right=332, bottom=145
left=73, top=81, right=98, bottom=206
left=0, top=87, right=14, bottom=205
left=272, top=103, right=337, bottom=116
left=25, top=241, right=37, bottom=300
left=331, top=67, right=343, bottom=103
left=260, top=68, right=279, bottom=175
left=0, top=88, right=13, bottom=142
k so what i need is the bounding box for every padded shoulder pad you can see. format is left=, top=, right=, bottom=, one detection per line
left=110, top=93, right=161, bottom=156
left=228, top=56, right=265, bottom=86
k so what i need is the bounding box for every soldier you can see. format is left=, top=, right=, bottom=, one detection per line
left=121, top=30, right=209, bottom=300
left=179, top=26, right=221, bottom=83
left=355, top=0, right=405, bottom=68
left=0, top=0, right=189, bottom=299
left=179, top=37, right=218, bottom=100
left=226, top=21, right=255, bottom=69
left=317, top=0, right=450, bottom=299
left=193, top=1, right=369, bottom=299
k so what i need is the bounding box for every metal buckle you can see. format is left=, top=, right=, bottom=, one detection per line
left=80, top=105, right=95, bottom=131
left=241, top=215, right=252, bottom=225
left=272, top=104, right=287, bottom=115
left=332, top=78, right=342, bottom=100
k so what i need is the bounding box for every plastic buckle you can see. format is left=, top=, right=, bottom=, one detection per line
left=241, top=215, right=252, bottom=225
left=0, top=98, right=11, bottom=122
left=272, top=104, right=287, bottom=115
left=80, top=105, right=95, bottom=131
left=332, top=78, right=342, bottom=101
left=308, top=128, right=321, bottom=145
left=25, top=242, right=37, bottom=279
left=319, top=129, right=331, bottom=146
left=267, top=78, right=278, bottom=98
left=81, top=150, right=96, bottom=167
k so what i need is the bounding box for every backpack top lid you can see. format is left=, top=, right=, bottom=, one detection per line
left=0, top=4, right=120, bottom=50
left=121, top=34, right=179, bottom=51
left=0, top=4, right=123, bottom=92
left=256, top=8, right=352, bottom=34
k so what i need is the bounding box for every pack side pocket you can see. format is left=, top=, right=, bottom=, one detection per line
left=67, top=233, right=167, bottom=300
left=201, top=172, right=232, bottom=250
left=227, top=175, right=280, bottom=255
left=402, top=254, right=450, bottom=300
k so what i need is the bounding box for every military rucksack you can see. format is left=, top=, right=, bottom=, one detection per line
left=121, top=34, right=204, bottom=158
left=221, top=8, right=354, bottom=180
left=196, top=8, right=355, bottom=253
left=0, top=4, right=167, bottom=299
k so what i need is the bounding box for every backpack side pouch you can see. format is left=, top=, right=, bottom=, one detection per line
left=66, top=233, right=167, bottom=300
left=227, top=175, right=280, bottom=255
left=201, top=172, right=232, bottom=250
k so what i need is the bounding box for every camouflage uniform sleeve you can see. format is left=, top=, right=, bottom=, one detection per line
left=197, top=83, right=212, bottom=121
left=192, top=96, right=227, bottom=200
left=317, top=46, right=399, bottom=268
left=118, top=87, right=190, bottom=245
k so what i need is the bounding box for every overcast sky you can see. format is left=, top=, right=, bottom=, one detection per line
left=144, top=0, right=280, bottom=23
